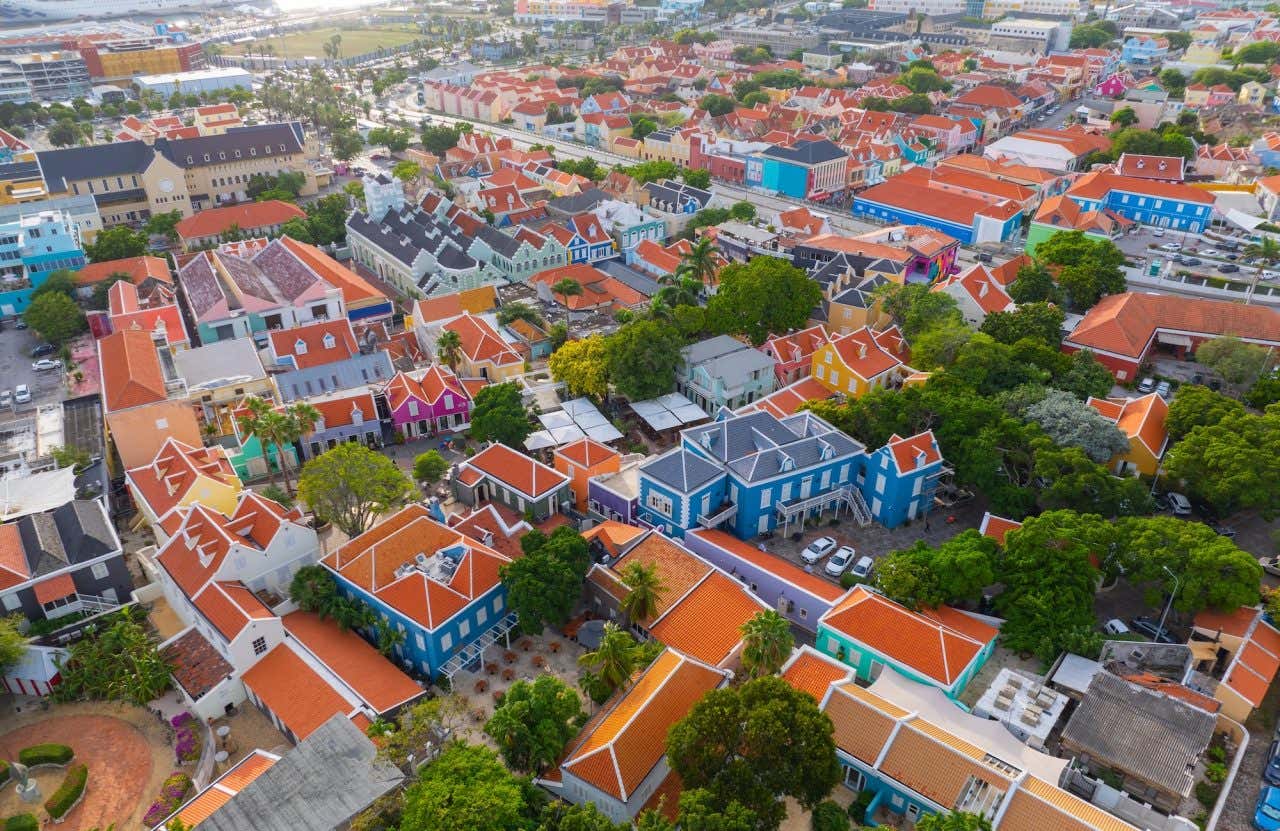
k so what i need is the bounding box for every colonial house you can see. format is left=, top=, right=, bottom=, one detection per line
left=126, top=437, right=243, bottom=541
left=811, top=327, right=912, bottom=398
left=815, top=585, right=998, bottom=699
left=298, top=389, right=383, bottom=460
left=677, top=335, right=779, bottom=415
left=761, top=325, right=832, bottom=386
left=553, top=438, right=621, bottom=515
left=861, top=431, right=948, bottom=529
left=415, top=312, right=526, bottom=383
left=453, top=443, right=572, bottom=521
left=931, top=264, right=1016, bottom=326
left=384, top=365, right=473, bottom=440
left=1085, top=393, right=1168, bottom=477
left=1063, top=172, right=1215, bottom=232
left=320, top=504, right=519, bottom=680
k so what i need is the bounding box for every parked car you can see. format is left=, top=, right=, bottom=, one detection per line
left=851, top=555, right=875, bottom=580
left=30, top=343, right=54, bottom=357
left=1155, top=380, right=1172, bottom=399
left=31, top=359, right=60, bottom=372
left=801, top=536, right=837, bottom=565
left=1259, top=556, right=1280, bottom=578
left=13, top=384, right=29, bottom=405
left=1103, top=618, right=1131, bottom=636
left=1265, top=741, right=1280, bottom=787
left=1166, top=492, right=1192, bottom=515
left=1160, top=241, right=1178, bottom=250
left=1221, top=264, right=1241, bottom=273
left=0, top=390, right=9, bottom=409
left=825, top=546, right=856, bottom=577
left=1207, top=522, right=1237, bottom=539
left=1186, top=257, right=1203, bottom=266
left=1154, top=229, right=1166, bottom=238
left=1138, top=377, right=1156, bottom=393
left=14, top=319, right=26, bottom=329
left=1191, top=373, right=1204, bottom=385
left=1255, top=785, right=1280, bottom=831
left=1130, top=616, right=1178, bottom=644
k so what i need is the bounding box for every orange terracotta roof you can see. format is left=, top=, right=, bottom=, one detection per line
left=75, top=255, right=171, bottom=286
left=1065, top=293, right=1280, bottom=360
left=781, top=647, right=854, bottom=702
left=443, top=313, right=524, bottom=367
left=829, top=327, right=903, bottom=381
left=611, top=533, right=712, bottom=623
left=649, top=571, right=767, bottom=666
left=554, top=437, right=619, bottom=470
left=33, top=572, right=74, bottom=604
left=685, top=528, right=845, bottom=602
left=979, top=512, right=1022, bottom=545
left=1067, top=171, right=1214, bottom=205
left=128, top=438, right=239, bottom=523
left=581, top=521, right=647, bottom=558
left=241, top=643, right=358, bottom=741
left=279, top=237, right=385, bottom=307
left=561, top=650, right=724, bottom=802
left=933, top=263, right=1014, bottom=315
left=462, top=443, right=568, bottom=498
left=745, top=377, right=835, bottom=418
left=1226, top=619, right=1280, bottom=707
left=309, top=390, right=378, bottom=430
left=1086, top=393, right=1168, bottom=458
left=886, top=431, right=940, bottom=473
left=1194, top=605, right=1259, bottom=638
left=0, top=524, right=29, bottom=591
left=176, top=751, right=278, bottom=828
left=819, top=586, right=996, bottom=688
left=176, top=200, right=306, bottom=241
left=283, top=611, right=423, bottom=713
left=269, top=319, right=358, bottom=370
left=530, top=263, right=646, bottom=310
left=98, top=328, right=168, bottom=413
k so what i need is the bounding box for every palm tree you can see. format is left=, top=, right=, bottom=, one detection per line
left=496, top=300, right=544, bottom=328
left=652, top=274, right=703, bottom=310
left=1244, top=236, right=1280, bottom=305
left=235, top=397, right=319, bottom=494
left=916, top=811, right=993, bottom=831
left=436, top=329, right=463, bottom=372
left=551, top=277, right=583, bottom=327
left=676, top=235, right=719, bottom=291
left=619, top=562, right=665, bottom=626
left=577, top=622, right=637, bottom=693
left=739, top=610, right=796, bottom=678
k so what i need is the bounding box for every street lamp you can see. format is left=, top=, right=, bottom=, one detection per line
left=1156, top=564, right=1180, bottom=641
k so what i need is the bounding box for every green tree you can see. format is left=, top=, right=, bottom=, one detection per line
left=728, top=201, right=756, bottom=222
left=698, top=94, right=736, bottom=116
left=605, top=319, right=684, bottom=400
left=1034, top=231, right=1126, bottom=311
left=1117, top=515, right=1261, bottom=613
left=485, top=674, right=584, bottom=773
left=1110, top=106, right=1138, bottom=128
left=551, top=277, right=584, bottom=328
left=144, top=209, right=184, bottom=242
left=1054, top=349, right=1115, bottom=400
left=630, top=117, right=658, bottom=141
left=678, top=789, right=760, bottom=831
left=683, top=168, right=712, bottom=189
left=578, top=621, right=639, bottom=699
left=330, top=128, right=364, bottom=161
left=48, top=119, right=79, bottom=147
left=1159, top=68, right=1187, bottom=96
left=666, top=676, right=840, bottom=831
left=84, top=225, right=148, bottom=262
left=235, top=397, right=320, bottom=494
left=1164, top=407, right=1280, bottom=518
left=413, top=450, right=449, bottom=484
left=392, top=160, right=422, bottom=183
left=435, top=329, right=463, bottom=372
left=916, top=812, right=993, bottom=831
left=23, top=292, right=85, bottom=345
left=741, top=90, right=771, bottom=108
left=900, top=66, right=949, bottom=93
left=1024, top=389, right=1130, bottom=463
left=549, top=334, right=609, bottom=400
left=810, top=801, right=850, bottom=831
left=497, top=301, right=544, bottom=329
left=979, top=302, right=1065, bottom=346
left=52, top=607, right=171, bottom=706
left=619, top=561, right=666, bottom=625
left=289, top=564, right=339, bottom=616
left=377, top=694, right=467, bottom=768
left=1233, top=40, right=1280, bottom=64
left=0, top=615, right=26, bottom=674
left=421, top=124, right=465, bottom=154
left=877, top=282, right=963, bottom=340
left=875, top=530, right=997, bottom=609
left=49, top=445, right=90, bottom=473
left=624, top=160, right=679, bottom=183
left=278, top=217, right=315, bottom=244
left=401, top=743, right=536, bottom=831
left=1195, top=336, right=1273, bottom=385
left=469, top=382, right=533, bottom=448
left=1008, top=261, right=1062, bottom=305
left=739, top=610, right=794, bottom=679
left=501, top=527, right=591, bottom=634
left=1165, top=384, right=1244, bottom=441
left=707, top=256, right=822, bottom=346
left=31, top=269, right=77, bottom=300
left=298, top=443, right=416, bottom=537
left=537, top=801, right=630, bottom=831
left=1245, top=376, right=1280, bottom=410
left=1070, top=23, right=1116, bottom=48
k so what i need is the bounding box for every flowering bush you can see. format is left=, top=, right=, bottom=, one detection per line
left=142, top=772, right=193, bottom=827
left=170, top=713, right=201, bottom=764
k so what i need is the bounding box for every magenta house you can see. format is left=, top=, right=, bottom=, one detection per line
left=383, top=365, right=472, bottom=438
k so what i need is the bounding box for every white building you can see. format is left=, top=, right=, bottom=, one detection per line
left=984, top=135, right=1080, bottom=171
left=134, top=67, right=253, bottom=98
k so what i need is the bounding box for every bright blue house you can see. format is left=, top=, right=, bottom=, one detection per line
left=1121, top=35, right=1170, bottom=65
left=852, top=173, right=1024, bottom=245
left=321, top=504, right=518, bottom=680
left=756, top=140, right=849, bottom=201
left=1065, top=172, right=1215, bottom=232
left=0, top=209, right=86, bottom=315
left=637, top=409, right=870, bottom=540
left=860, top=431, right=947, bottom=529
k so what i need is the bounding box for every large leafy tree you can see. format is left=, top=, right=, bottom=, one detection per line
left=876, top=282, right=964, bottom=341
left=235, top=396, right=320, bottom=493
left=549, top=335, right=609, bottom=400
left=605, top=319, right=684, bottom=401
left=1008, top=261, right=1062, bottom=305
left=1164, top=407, right=1280, bottom=518
left=400, top=743, right=538, bottom=831
left=23, top=292, right=86, bottom=344
left=739, top=610, right=794, bottom=679
left=84, top=225, right=148, bottom=262
left=1034, top=231, right=1126, bottom=311
left=1031, top=439, right=1153, bottom=517
left=290, top=564, right=339, bottom=614
left=1165, top=384, right=1243, bottom=441
left=52, top=607, right=171, bottom=706
left=666, top=676, right=840, bottom=830
left=484, top=675, right=584, bottom=773
left=0, top=615, right=26, bottom=674
left=1194, top=336, right=1273, bottom=385
left=979, top=302, right=1065, bottom=346
left=537, top=802, right=630, bottom=831
left=1024, top=389, right=1130, bottom=463
left=31, top=269, right=77, bottom=299
left=298, top=443, right=417, bottom=537
left=678, top=789, right=760, bottom=831
left=875, top=530, right=997, bottom=610
left=916, top=812, right=993, bottom=831
left=1117, top=515, right=1261, bottom=613
left=469, top=382, right=533, bottom=448
left=500, top=527, right=591, bottom=634
left=706, top=256, right=822, bottom=346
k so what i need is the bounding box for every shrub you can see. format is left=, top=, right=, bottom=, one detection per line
left=44, top=763, right=87, bottom=820
left=171, top=713, right=201, bottom=764
left=1208, top=744, right=1226, bottom=763
left=811, top=800, right=850, bottom=831
left=1194, top=781, right=1220, bottom=809
left=18, top=744, right=73, bottom=766
left=142, top=772, right=193, bottom=827
left=0, top=760, right=8, bottom=785
left=4, top=815, right=38, bottom=831
left=848, top=790, right=874, bottom=821
left=1204, top=761, right=1227, bottom=783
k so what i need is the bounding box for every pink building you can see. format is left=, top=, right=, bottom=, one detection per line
left=383, top=365, right=473, bottom=439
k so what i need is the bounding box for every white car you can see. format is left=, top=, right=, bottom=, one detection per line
left=0, top=390, right=9, bottom=409
left=1153, top=229, right=1166, bottom=238
left=825, top=545, right=856, bottom=577
left=801, top=536, right=837, bottom=565
left=850, top=555, right=875, bottom=580
left=31, top=359, right=60, bottom=372
left=13, top=384, right=29, bottom=405
left=1166, top=492, right=1192, bottom=515
left=1160, top=242, right=1179, bottom=250
left=1103, top=618, right=1131, bottom=636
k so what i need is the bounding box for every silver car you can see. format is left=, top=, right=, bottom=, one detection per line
left=825, top=545, right=856, bottom=577
left=801, top=536, right=837, bottom=565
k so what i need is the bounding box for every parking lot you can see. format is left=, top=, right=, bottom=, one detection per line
left=0, top=324, right=65, bottom=421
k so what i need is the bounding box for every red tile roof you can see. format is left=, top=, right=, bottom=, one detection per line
left=98, top=328, right=167, bottom=413
left=781, top=647, right=854, bottom=702
left=33, top=573, right=74, bottom=604
left=684, top=528, right=845, bottom=602
left=829, top=327, right=904, bottom=381
left=461, top=443, right=569, bottom=498
left=885, top=431, right=941, bottom=473
left=127, top=438, right=239, bottom=522
left=1066, top=171, right=1214, bottom=205
left=283, top=611, right=423, bottom=713
left=1065, top=293, right=1280, bottom=360
left=979, top=512, right=1022, bottom=545
left=175, top=200, right=306, bottom=241
left=241, top=642, right=359, bottom=741
left=269, top=319, right=358, bottom=370
left=554, top=438, right=619, bottom=470
left=75, top=255, right=171, bottom=286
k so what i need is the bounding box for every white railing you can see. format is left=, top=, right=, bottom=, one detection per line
left=438, top=613, right=519, bottom=681
left=697, top=502, right=738, bottom=528
left=46, top=593, right=119, bottom=620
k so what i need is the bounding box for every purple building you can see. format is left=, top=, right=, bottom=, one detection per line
left=383, top=365, right=472, bottom=439
left=586, top=457, right=641, bottom=525
left=683, top=528, right=845, bottom=632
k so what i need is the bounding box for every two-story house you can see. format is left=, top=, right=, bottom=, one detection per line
left=1085, top=393, right=1168, bottom=477
left=298, top=389, right=383, bottom=459
left=677, top=335, right=779, bottom=415
left=811, top=327, right=912, bottom=398
left=860, top=431, right=948, bottom=528
left=384, top=365, right=473, bottom=440
left=553, top=438, right=621, bottom=514
left=453, top=443, right=571, bottom=521
left=416, top=312, right=526, bottom=382
left=126, top=437, right=243, bottom=542
left=760, top=325, right=832, bottom=386
left=1063, top=171, right=1215, bottom=232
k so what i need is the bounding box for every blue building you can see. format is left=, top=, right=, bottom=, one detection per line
left=321, top=504, right=519, bottom=680
left=852, top=172, right=1024, bottom=245
left=1121, top=35, right=1170, bottom=65
left=860, top=431, right=948, bottom=528
left=637, top=409, right=870, bottom=540
left=0, top=209, right=85, bottom=317
left=756, top=139, right=848, bottom=201
left=1064, top=171, right=1215, bottom=232
left=659, top=0, right=705, bottom=16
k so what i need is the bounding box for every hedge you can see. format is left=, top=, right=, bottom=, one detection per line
left=18, top=744, right=73, bottom=767
left=44, top=763, right=87, bottom=820
left=4, top=815, right=38, bottom=831
left=0, top=760, right=8, bottom=785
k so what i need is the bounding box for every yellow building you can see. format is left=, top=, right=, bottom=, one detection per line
left=125, top=437, right=243, bottom=538
left=812, top=327, right=910, bottom=397
left=1192, top=606, right=1280, bottom=723
left=1084, top=393, right=1168, bottom=477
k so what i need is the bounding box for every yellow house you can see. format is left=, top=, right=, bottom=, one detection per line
left=1192, top=606, right=1280, bottom=722
left=125, top=437, right=243, bottom=540
left=430, top=312, right=526, bottom=383
left=1084, top=393, right=1168, bottom=477
left=1239, top=81, right=1267, bottom=109
left=812, top=326, right=910, bottom=397
left=1182, top=43, right=1221, bottom=65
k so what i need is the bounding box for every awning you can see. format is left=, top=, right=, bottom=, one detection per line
left=1157, top=332, right=1193, bottom=347
left=33, top=573, right=75, bottom=604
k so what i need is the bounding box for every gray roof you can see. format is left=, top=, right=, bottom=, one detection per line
left=474, top=223, right=522, bottom=258
left=639, top=446, right=723, bottom=493
left=682, top=335, right=776, bottom=387
left=761, top=139, right=848, bottom=166
left=1060, top=671, right=1215, bottom=797
left=547, top=187, right=609, bottom=216
left=174, top=338, right=267, bottom=391
left=347, top=206, right=479, bottom=280
left=157, top=122, right=307, bottom=170
left=830, top=274, right=891, bottom=309
left=196, top=715, right=404, bottom=831
left=595, top=260, right=659, bottom=297
left=682, top=410, right=864, bottom=483
left=15, top=499, right=117, bottom=577
left=644, top=179, right=712, bottom=211
left=277, top=351, right=394, bottom=402
left=37, top=141, right=156, bottom=192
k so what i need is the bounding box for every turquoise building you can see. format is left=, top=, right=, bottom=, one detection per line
left=0, top=209, right=86, bottom=317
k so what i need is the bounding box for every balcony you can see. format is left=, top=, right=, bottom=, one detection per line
left=698, top=502, right=737, bottom=529
left=44, top=592, right=121, bottom=621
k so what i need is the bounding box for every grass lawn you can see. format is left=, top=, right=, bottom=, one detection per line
left=233, top=26, right=422, bottom=59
